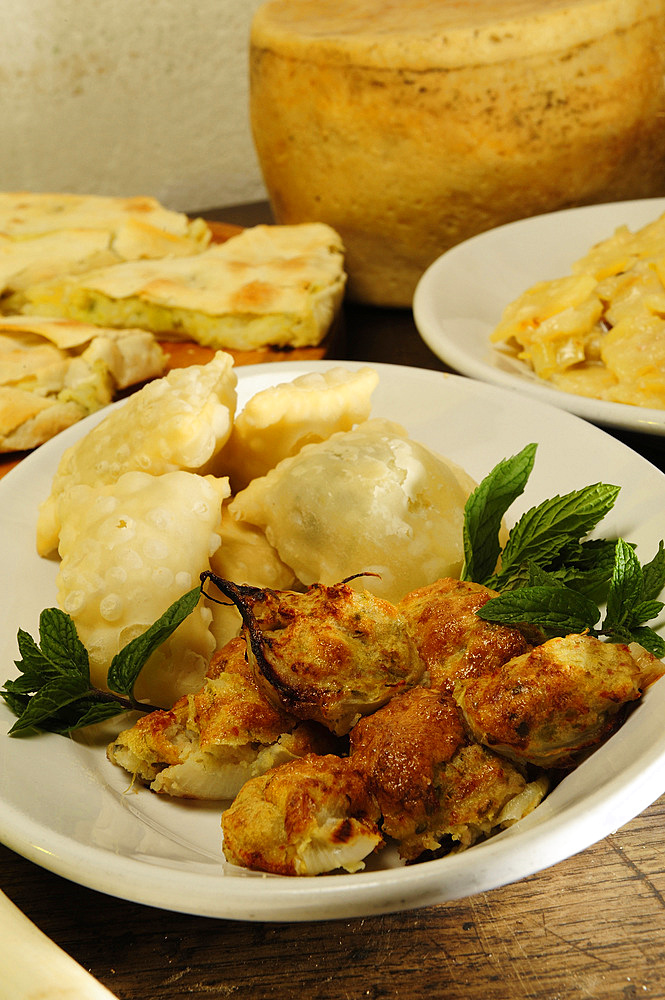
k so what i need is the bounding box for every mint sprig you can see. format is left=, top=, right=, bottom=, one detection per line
left=465, top=448, right=665, bottom=655
left=2, top=586, right=201, bottom=736
left=601, top=539, right=665, bottom=655
left=476, top=584, right=602, bottom=636
left=488, top=482, right=621, bottom=592
left=461, top=443, right=536, bottom=584
left=462, top=442, right=621, bottom=595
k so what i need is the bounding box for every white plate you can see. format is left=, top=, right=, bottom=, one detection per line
left=413, top=198, right=665, bottom=436
left=2, top=360, right=665, bottom=922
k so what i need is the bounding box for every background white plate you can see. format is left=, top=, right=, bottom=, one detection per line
left=2, top=360, right=665, bottom=922
left=413, top=198, right=665, bottom=436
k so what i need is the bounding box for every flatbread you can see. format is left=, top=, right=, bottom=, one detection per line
left=18, top=223, right=347, bottom=351
left=0, top=315, right=165, bottom=452
left=0, top=192, right=210, bottom=302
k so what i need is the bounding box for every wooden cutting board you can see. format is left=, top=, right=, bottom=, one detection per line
left=0, top=219, right=343, bottom=479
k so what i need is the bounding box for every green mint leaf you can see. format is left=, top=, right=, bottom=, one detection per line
left=15, top=628, right=62, bottom=687
left=631, top=600, right=665, bottom=626
left=3, top=676, right=42, bottom=698
left=547, top=538, right=619, bottom=597
left=0, top=689, right=30, bottom=718
left=14, top=611, right=89, bottom=689
left=526, top=562, right=558, bottom=587
left=491, top=483, right=620, bottom=590
left=7, top=674, right=91, bottom=735
left=3, top=670, right=45, bottom=697
left=5, top=589, right=200, bottom=736
left=38, top=608, right=89, bottom=681
left=604, top=539, right=644, bottom=631
left=626, top=625, right=665, bottom=659
left=461, top=443, right=537, bottom=585
left=37, top=699, right=128, bottom=735
left=107, top=585, right=201, bottom=697
left=476, top=585, right=601, bottom=636
left=641, top=541, right=665, bottom=602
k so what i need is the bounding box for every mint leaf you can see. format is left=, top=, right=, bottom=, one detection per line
left=490, top=483, right=620, bottom=590
left=38, top=608, right=89, bottom=680
left=3, top=588, right=200, bottom=735
left=461, top=443, right=537, bottom=584
left=477, top=536, right=665, bottom=650
left=33, top=698, right=126, bottom=736
left=106, top=585, right=201, bottom=698
left=642, top=541, right=665, bottom=602
left=7, top=674, right=92, bottom=735
left=628, top=625, right=665, bottom=659
left=15, top=628, right=56, bottom=684
left=543, top=538, right=619, bottom=598
left=632, top=600, right=665, bottom=624
left=604, top=539, right=644, bottom=632
left=477, top=585, right=601, bottom=636
left=601, top=539, right=665, bottom=648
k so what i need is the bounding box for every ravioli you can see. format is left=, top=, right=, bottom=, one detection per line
left=217, top=365, right=378, bottom=491
left=229, top=418, right=477, bottom=603
left=36, top=351, right=237, bottom=556
left=56, top=469, right=229, bottom=707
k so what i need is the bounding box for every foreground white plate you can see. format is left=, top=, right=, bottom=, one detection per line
left=413, top=198, right=665, bottom=436
left=2, top=360, right=665, bottom=922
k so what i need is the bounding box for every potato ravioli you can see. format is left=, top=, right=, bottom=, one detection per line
left=38, top=355, right=473, bottom=708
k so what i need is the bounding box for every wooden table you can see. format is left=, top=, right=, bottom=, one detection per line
left=2, top=202, right=665, bottom=1000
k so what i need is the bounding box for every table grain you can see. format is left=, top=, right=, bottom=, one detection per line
left=2, top=202, right=665, bottom=1000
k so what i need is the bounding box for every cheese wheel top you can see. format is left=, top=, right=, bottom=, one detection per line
left=251, top=0, right=657, bottom=68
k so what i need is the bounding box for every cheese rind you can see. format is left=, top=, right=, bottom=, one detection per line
left=250, top=0, right=665, bottom=306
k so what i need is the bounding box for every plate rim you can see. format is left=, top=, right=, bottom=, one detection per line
left=413, top=197, right=665, bottom=436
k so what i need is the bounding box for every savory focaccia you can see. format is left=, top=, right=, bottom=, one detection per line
left=0, top=315, right=165, bottom=452
left=17, top=223, right=346, bottom=351
left=0, top=191, right=210, bottom=305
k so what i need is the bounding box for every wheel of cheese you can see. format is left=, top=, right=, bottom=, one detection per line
left=250, top=0, right=665, bottom=306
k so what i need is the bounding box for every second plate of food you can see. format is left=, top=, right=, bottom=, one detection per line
left=413, top=198, right=665, bottom=435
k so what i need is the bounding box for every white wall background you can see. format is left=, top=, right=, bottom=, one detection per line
left=0, top=0, right=269, bottom=212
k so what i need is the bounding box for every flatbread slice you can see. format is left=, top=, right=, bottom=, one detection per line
left=0, top=192, right=211, bottom=304
left=0, top=315, right=165, bottom=452
left=18, top=223, right=347, bottom=351
left=0, top=386, right=86, bottom=452
left=0, top=192, right=208, bottom=240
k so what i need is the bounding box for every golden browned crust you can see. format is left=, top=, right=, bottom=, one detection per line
left=350, top=687, right=466, bottom=847
left=399, top=577, right=534, bottom=692
left=222, top=753, right=383, bottom=875
left=212, top=577, right=425, bottom=735
left=350, top=686, right=529, bottom=860
left=454, top=634, right=655, bottom=768
left=106, top=637, right=339, bottom=799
